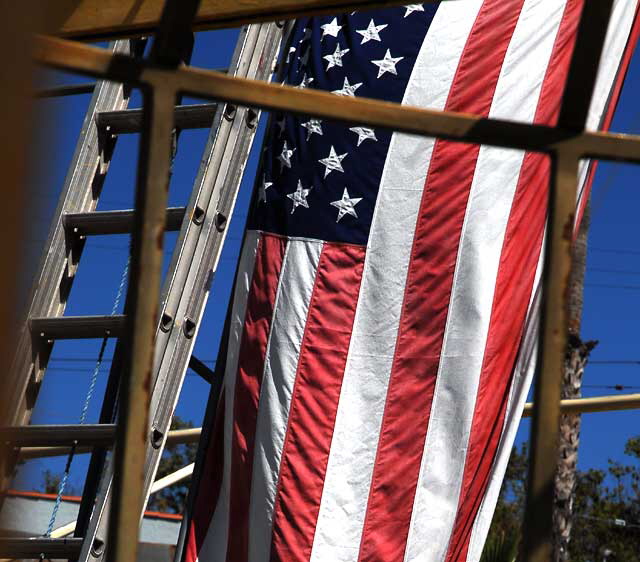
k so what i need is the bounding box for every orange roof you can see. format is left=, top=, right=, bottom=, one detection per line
left=4, top=489, right=183, bottom=521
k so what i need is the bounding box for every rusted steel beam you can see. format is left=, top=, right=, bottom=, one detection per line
left=522, top=393, right=640, bottom=417
left=106, top=3, right=201, bottom=560
left=522, top=3, right=615, bottom=561
left=16, top=426, right=202, bottom=459
left=557, top=0, right=615, bottom=131
left=45, top=0, right=421, bottom=41
left=522, top=150, right=580, bottom=562
left=33, top=35, right=640, bottom=165
left=106, top=82, right=176, bottom=562
left=17, top=388, right=640, bottom=459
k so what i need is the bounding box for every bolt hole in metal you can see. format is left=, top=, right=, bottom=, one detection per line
left=192, top=205, right=205, bottom=225
left=160, top=312, right=173, bottom=333
left=214, top=212, right=227, bottom=232
left=183, top=317, right=196, bottom=339
left=91, top=536, right=105, bottom=557
left=223, top=104, right=236, bottom=121
left=150, top=427, right=164, bottom=449
left=246, top=108, right=258, bottom=129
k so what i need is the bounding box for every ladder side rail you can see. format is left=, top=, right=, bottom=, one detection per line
left=145, top=20, right=282, bottom=505
left=76, top=23, right=282, bottom=562
left=5, top=40, right=132, bottom=429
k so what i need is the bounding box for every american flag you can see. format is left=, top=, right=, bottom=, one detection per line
left=182, top=2, right=639, bottom=561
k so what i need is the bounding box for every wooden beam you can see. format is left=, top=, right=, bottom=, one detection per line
left=522, top=393, right=640, bottom=418
left=18, top=392, right=640, bottom=461
left=33, top=35, right=640, bottom=165
left=45, top=0, right=422, bottom=41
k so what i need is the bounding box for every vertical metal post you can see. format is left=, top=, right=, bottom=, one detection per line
left=522, top=1, right=614, bottom=558
left=522, top=149, right=580, bottom=562
left=106, top=81, right=176, bottom=562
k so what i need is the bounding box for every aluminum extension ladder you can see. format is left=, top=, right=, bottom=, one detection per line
left=0, top=22, right=283, bottom=561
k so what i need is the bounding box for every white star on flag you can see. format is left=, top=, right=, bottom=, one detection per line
left=324, top=44, right=350, bottom=71
left=286, top=180, right=312, bottom=214
left=278, top=141, right=295, bottom=170
left=321, top=17, right=342, bottom=40
left=330, top=188, right=362, bottom=222
left=404, top=4, right=425, bottom=17
left=356, top=19, right=388, bottom=44
left=331, top=77, right=363, bottom=97
left=301, top=119, right=323, bottom=140
left=319, top=146, right=347, bottom=178
left=259, top=175, right=273, bottom=203
left=372, top=49, right=404, bottom=78
left=349, top=126, right=378, bottom=146
left=295, top=73, right=314, bottom=89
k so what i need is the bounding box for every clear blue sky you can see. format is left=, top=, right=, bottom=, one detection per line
left=15, top=25, right=640, bottom=505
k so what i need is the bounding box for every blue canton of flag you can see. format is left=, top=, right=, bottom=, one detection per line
left=248, top=5, right=438, bottom=245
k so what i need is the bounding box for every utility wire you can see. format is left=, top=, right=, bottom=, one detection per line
left=590, top=267, right=640, bottom=276
left=48, top=357, right=216, bottom=364
left=585, top=282, right=640, bottom=290
left=576, top=514, right=640, bottom=530
left=589, top=360, right=640, bottom=365
left=582, top=384, right=640, bottom=391
left=590, top=246, right=640, bottom=256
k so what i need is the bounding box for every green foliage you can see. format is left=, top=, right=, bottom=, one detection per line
left=41, top=469, right=62, bottom=495
left=480, top=532, right=519, bottom=562
left=39, top=468, right=77, bottom=496
left=146, top=416, right=198, bottom=514
left=484, top=435, right=640, bottom=562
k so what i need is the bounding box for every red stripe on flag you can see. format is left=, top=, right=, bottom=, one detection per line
left=270, top=242, right=366, bottom=562
left=357, top=1, right=524, bottom=560
left=184, top=390, right=226, bottom=562
left=575, top=3, right=640, bottom=231
left=444, top=2, right=584, bottom=559
left=227, top=234, right=287, bottom=562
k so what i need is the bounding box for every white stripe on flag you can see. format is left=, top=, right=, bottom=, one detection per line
left=249, top=237, right=323, bottom=562
left=468, top=3, right=639, bottom=556
left=309, top=3, right=483, bottom=560
left=403, top=1, right=567, bottom=559
left=198, top=230, right=261, bottom=560
left=466, top=248, right=544, bottom=562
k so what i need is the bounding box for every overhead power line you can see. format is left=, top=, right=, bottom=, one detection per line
left=585, top=282, right=640, bottom=291
left=590, top=267, right=640, bottom=276
left=591, top=246, right=640, bottom=256
left=589, top=360, right=640, bottom=365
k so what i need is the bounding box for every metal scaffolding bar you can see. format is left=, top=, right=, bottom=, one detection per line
left=15, top=4, right=639, bottom=561
left=64, top=207, right=186, bottom=236
left=96, top=103, right=217, bottom=134
left=521, top=2, right=616, bottom=560
left=33, top=35, right=640, bottom=164
left=0, top=424, right=116, bottom=447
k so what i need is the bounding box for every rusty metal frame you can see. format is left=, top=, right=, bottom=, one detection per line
left=46, top=0, right=433, bottom=40
left=20, top=2, right=640, bottom=561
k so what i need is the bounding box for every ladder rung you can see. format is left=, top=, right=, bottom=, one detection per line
left=0, top=424, right=116, bottom=447
left=36, top=82, right=96, bottom=98
left=0, top=537, right=83, bottom=558
left=30, top=315, right=126, bottom=340
left=96, top=103, right=217, bottom=134
left=64, top=207, right=186, bottom=236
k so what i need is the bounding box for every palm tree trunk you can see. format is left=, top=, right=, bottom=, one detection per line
left=552, top=203, right=597, bottom=561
